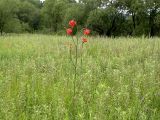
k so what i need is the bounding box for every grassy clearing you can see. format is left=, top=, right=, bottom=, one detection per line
left=0, top=34, right=160, bottom=120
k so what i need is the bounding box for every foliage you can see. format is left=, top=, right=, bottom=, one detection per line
left=0, top=0, right=19, bottom=34
left=41, top=0, right=68, bottom=32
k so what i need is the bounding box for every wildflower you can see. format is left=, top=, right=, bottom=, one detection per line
left=83, top=29, right=91, bottom=35
left=66, top=28, right=73, bottom=35
left=82, top=38, right=88, bottom=43
left=69, top=20, right=77, bottom=28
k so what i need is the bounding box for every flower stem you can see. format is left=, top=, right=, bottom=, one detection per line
left=81, top=42, right=84, bottom=73
left=74, top=37, right=78, bottom=96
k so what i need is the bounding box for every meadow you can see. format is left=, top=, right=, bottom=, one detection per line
left=0, top=34, right=160, bottom=120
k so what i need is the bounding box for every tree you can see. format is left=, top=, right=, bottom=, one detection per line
left=41, top=0, right=68, bottom=32
left=87, top=0, right=126, bottom=36
left=0, top=0, right=18, bottom=35
left=63, top=3, right=86, bottom=28
left=144, top=0, right=160, bottom=36
left=79, top=0, right=102, bottom=10
left=16, top=1, right=41, bottom=32
left=117, top=0, right=145, bottom=35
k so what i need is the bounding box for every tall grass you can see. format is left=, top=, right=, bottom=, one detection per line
left=0, top=34, right=160, bottom=120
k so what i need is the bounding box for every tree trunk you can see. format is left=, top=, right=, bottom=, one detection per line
left=106, top=17, right=116, bottom=37
left=132, top=12, right=136, bottom=35
left=149, top=11, right=156, bottom=37
left=54, top=18, right=58, bottom=32
left=132, top=13, right=136, bottom=29
left=0, top=28, right=2, bottom=35
left=149, top=17, right=154, bottom=37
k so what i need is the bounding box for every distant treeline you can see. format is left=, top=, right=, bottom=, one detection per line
left=0, top=0, right=160, bottom=37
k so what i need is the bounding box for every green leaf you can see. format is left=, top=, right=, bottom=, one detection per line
left=72, top=26, right=77, bottom=36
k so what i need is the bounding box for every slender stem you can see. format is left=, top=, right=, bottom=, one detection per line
left=71, top=36, right=76, bottom=46
left=70, top=36, right=79, bottom=120
left=67, top=47, right=72, bottom=87
left=81, top=42, right=84, bottom=72
left=69, top=37, right=76, bottom=68
left=69, top=48, right=76, bottom=68
left=76, top=36, right=79, bottom=46
left=74, top=36, right=78, bottom=96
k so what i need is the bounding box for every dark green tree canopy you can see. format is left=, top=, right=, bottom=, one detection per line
left=0, top=0, right=160, bottom=36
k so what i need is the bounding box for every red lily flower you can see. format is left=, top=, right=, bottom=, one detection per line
left=83, top=29, right=91, bottom=35
left=66, top=28, right=73, bottom=35
left=82, top=38, right=88, bottom=43
left=69, top=20, right=77, bottom=28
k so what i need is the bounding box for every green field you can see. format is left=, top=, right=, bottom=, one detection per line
left=0, top=35, right=160, bottom=120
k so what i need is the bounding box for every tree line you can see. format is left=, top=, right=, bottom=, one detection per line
left=0, top=0, right=160, bottom=37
